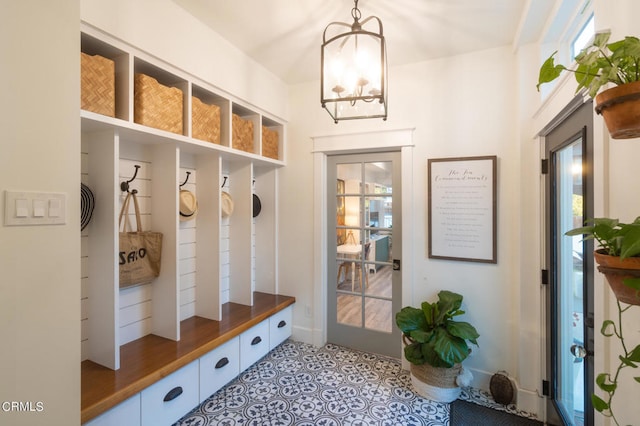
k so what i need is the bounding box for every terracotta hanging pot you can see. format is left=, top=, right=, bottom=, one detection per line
left=594, top=249, right=640, bottom=305
left=595, top=81, right=640, bottom=139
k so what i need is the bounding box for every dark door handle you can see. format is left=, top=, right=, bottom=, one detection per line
left=277, top=320, right=287, bottom=328
left=163, top=386, right=183, bottom=402
left=251, top=336, right=262, bottom=346
left=215, top=357, right=229, bottom=369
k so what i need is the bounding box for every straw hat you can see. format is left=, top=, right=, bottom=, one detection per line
left=252, top=193, right=262, bottom=218
left=179, top=189, right=198, bottom=221
left=221, top=191, right=234, bottom=218
left=81, top=183, right=95, bottom=231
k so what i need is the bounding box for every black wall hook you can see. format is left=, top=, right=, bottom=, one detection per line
left=180, top=171, right=191, bottom=188
left=121, top=165, right=140, bottom=193
left=221, top=176, right=228, bottom=188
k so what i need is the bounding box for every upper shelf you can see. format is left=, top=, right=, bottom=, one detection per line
left=80, top=25, right=286, bottom=166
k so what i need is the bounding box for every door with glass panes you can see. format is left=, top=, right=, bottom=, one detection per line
left=327, top=152, right=401, bottom=358
left=544, top=99, right=594, bottom=426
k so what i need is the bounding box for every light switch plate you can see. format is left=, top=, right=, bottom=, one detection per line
left=4, top=190, right=67, bottom=226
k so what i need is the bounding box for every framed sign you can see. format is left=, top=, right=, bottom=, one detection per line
left=428, top=155, right=497, bottom=263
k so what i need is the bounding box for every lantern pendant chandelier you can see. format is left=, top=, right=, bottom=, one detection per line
left=321, top=0, right=388, bottom=123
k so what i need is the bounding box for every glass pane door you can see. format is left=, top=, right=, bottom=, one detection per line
left=328, top=152, right=401, bottom=357
left=554, top=139, right=586, bottom=425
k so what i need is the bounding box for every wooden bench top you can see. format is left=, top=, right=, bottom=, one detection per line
left=81, top=292, right=295, bottom=423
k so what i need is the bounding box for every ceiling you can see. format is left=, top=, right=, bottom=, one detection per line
left=173, top=0, right=553, bottom=85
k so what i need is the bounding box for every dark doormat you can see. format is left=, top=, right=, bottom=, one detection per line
left=450, top=399, right=543, bottom=425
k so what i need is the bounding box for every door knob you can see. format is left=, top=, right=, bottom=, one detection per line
left=570, top=344, right=589, bottom=360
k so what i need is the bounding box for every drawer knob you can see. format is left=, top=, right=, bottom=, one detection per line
left=163, top=386, right=183, bottom=402
left=251, top=336, right=262, bottom=346
left=215, top=357, right=229, bottom=369
left=277, top=320, right=287, bottom=328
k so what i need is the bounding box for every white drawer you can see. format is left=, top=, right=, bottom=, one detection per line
left=141, top=360, right=199, bottom=426
left=84, top=394, right=141, bottom=426
left=240, top=320, right=270, bottom=371
left=269, top=306, right=292, bottom=349
left=199, top=336, right=240, bottom=403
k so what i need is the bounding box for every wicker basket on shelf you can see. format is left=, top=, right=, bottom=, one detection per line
left=134, top=73, right=183, bottom=135
left=192, top=96, right=220, bottom=144
left=232, top=114, right=254, bottom=153
left=81, top=52, right=115, bottom=117
left=261, top=126, right=279, bottom=160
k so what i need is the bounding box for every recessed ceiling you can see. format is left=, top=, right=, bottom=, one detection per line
left=174, top=0, right=549, bottom=85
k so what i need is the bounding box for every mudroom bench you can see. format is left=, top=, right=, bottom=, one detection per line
left=82, top=293, right=295, bottom=425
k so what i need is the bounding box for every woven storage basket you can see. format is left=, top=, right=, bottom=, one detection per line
left=411, top=362, right=462, bottom=389
left=232, top=114, right=254, bottom=153
left=262, top=126, right=279, bottom=160
left=192, top=96, right=220, bottom=144
left=134, top=73, right=183, bottom=135
left=81, top=52, right=115, bottom=117
left=410, top=362, right=462, bottom=403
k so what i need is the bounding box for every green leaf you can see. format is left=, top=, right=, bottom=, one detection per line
left=395, top=307, right=427, bottom=334
left=432, top=327, right=470, bottom=365
left=593, top=31, right=612, bottom=48
left=619, top=224, right=640, bottom=259
left=596, top=373, right=617, bottom=393
left=420, top=341, right=452, bottom=368
left=601, top=320, right=616, bottom=337
left=446, top=321, right=480, bottom=345
left=409, top=329, right=433, bottom=344
left=434, top=291, right=463, bottom=324
left=565, top=225, right=595, bottom=237
left=634, top=377, right=640, bottom=383
left=628, top=344, right=640, bottom=362
left=619, top=355, right=638, bottom=368
left=622, top=277, right=640, bottom=293
left=422, top=301, right=434, bottom=326
left=404, top=341, right=425, bottom=365
left=591, top=394, right=609, bottom=413
left=537, top=52, right=566, bottom=91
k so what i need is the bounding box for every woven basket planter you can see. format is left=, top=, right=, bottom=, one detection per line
left=134, top=73, right=183, bottom=135
left=192, top=96, right=220, bottom=144
left=262, top=126, right=279, bottom=160
left=410, top=362, right=462, bottom=403
left=81, top=52, right=115, bottom=117
left=232, top=114, right=254, bottom=153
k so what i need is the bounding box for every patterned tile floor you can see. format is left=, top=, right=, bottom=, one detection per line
left=175, top=340, right=538, bottom=426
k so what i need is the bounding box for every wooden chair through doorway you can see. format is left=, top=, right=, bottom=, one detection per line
left=337, top=242, right=371, bottom=291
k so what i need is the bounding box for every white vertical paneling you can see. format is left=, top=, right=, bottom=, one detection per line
left=229, top=162, right=253, bottom=305
left=195, top=153, right=222, bottom=320
left=86, top=129, right=120, bottom=370
left=254, top=167, right=277, bottom=294
left=150, top=144, right=180, bottom=341
left=178, top=165, right=197, bottom=321
left=220, top=168, right=231, bottom=304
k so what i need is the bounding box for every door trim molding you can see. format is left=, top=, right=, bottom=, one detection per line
left=310, top=129, right=414, bottom=349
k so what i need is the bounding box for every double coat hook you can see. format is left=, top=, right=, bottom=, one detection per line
left=121, top=165, right=140, bottom=193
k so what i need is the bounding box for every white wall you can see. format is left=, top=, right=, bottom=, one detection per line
left=282, top=44, right=543, bottom=411
left=0, top=1, right=81, bottom=425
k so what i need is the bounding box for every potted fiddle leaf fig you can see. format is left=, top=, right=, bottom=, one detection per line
left=566, top=217, right=640, bottom=425
left=395, top=290, right=479, bottom=402
left=537, top=30, right=640, bottom=139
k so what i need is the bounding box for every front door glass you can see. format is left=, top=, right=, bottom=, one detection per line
left=554, top=139, right=586, bottom=425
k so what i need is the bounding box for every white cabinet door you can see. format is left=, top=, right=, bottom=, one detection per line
left=199, top=336, right=240, bottom=403
left=269, top=306, right=292, bottom=350
left=141, top=360, right=199, bottom=426
left=83, top=394, right=140, bottom=426
left=239, top=320, right=270, bottom=371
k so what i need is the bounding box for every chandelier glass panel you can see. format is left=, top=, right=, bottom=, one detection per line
left=321, top=0, right=388, bottom=123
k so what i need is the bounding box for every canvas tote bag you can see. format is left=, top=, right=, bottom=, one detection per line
left=119, top=191, right=163, bottom=288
